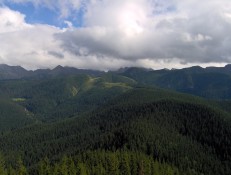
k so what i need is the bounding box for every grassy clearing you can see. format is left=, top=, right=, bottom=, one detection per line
left=103, top=82, right=132, bottom=89
left=12, top=98, right=26, bottom=102
left=71, top=86, right=79, bottom=96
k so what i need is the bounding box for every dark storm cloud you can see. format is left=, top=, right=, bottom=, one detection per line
left=48, top=51, right=64, bottom=59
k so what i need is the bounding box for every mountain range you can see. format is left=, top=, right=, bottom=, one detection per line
left=2, top=63, right=231, bottom=99
left=0, top=64, right=231, bottom=175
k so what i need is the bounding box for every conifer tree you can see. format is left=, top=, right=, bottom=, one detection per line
left=152, top=160, right=160, bottom=175
left=107, top=154, right=119, bottom=175
left=130, top=154, right=138, bottom=175
left=77, top=163, right=88, bottom=175
left=52, top=163, right=59, bottom=175
left=0, top=153, right=7, bottom=175
left=68, top=157, right=77, bottom=175
left=143, top=158, right=151, bottom=175
left=93, top=164, right=106, bottom=175
left=38, top=157, right=51, bottom=175
left=138, top=160, right=144, bottom=175
left=8, top=165, right=16, bottom=175
left=119, top=153, right=131, bottom=175
left=16, top=158, right=27, bottom=175
left=60, top=155, right=68, bottom=175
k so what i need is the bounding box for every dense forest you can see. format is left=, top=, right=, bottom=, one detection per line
left=0, top=65, right=231, bottom=174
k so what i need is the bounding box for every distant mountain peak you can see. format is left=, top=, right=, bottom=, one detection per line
left=0, top=63, right=8, bottom=67
left=0, top=64, right=25, bottom=70
left=0, top=64, right=28, bottom=79
left=225, top=64, right=231, bottom=69
left=53, top=65, right=64, bottom=70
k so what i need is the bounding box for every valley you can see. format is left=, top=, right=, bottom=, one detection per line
left=0, top=65, right=231, bottom=175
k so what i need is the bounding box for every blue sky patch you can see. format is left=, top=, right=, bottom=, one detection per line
left=1, top=1, right=84, bottom=28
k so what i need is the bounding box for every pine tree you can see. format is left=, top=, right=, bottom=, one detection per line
left=138, top=160, right=144, bottom=175
left=38, top=157, right=51, bottom=175
left=0, top=153, right=7, bottom=175
left=119, top=153, right=131, bottom=175
left=107, top=154, right=119, bottom=175
left=8, top=165, right=16, bottom=175
left=93, top=164, right=106, bottom=175
left=77, top=163, right=88, bottom=175
left=52, top=163, right=59, bottom=175
left=16, top=158, right=27, bottom=175
left=60, top=155, right=68, bottom=175
left=130, top=154, right=138, bottom=175
left=68, top=157, right=77, bottom=175
left=152, top=160, right=160, bottom=175
left=143, top=158, right=151, bottom=175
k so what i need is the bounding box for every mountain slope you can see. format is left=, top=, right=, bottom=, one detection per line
left=0, top=97, right=37, bottom=132
left=120, top=66, right=231, bottom=99
left=1, top=64, right=231, bottom=174
left=0, top=64, right=103, bottom=80
left=0, top=64, right=29, bottom=80
left=2, top=63, right=231, bottom=99
left=1, top=88, right=231, bottom=174
left=0, top=74, right=133, bottom=122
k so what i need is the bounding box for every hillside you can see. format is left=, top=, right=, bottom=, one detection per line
left=0, top=64, right=29, bottom=80
left=0, top=96, right=37, bottom=132
left=2, top=64, right=231, bottom=99
left=0, top=88, right=231, bottom=174
left=119, top=65, right=231, bottom=99
left=0, top=64, right=103, bottom=80
left=0, top=65, right=231, bottom=174
left=0, top=73, right=134, bottom=122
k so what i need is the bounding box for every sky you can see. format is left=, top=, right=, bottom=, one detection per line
left=0, top=0, right=231, bottom=70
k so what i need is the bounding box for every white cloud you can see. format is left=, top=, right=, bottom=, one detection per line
left=0, top=0, right=231, bottom=70
left=56, top=0, right=231, bottom=65
left=0, top=7, right=65, bottom=69
left=0, top=6, right=136, bottom=70
left=0, top=7, right=31, bottom=33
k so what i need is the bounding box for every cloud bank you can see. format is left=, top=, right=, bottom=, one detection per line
left=0, top=0, right=231, bottom=70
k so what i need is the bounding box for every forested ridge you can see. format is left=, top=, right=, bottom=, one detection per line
left=0, top=65, right=231, bottom=174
